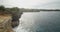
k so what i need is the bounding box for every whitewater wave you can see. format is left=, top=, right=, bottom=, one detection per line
left=13, top=23, right=32, bottom=32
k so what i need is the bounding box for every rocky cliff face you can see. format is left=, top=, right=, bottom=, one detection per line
left=11, top=11, right=23, bottom=28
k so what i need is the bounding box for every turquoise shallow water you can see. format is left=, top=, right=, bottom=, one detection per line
left=14, top=11, right=60, bottom=32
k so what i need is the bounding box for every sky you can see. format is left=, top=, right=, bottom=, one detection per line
left=0, top=0, right=60, bottom=9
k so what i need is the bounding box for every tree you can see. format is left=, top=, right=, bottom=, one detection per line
left=0, top=5, right=5, bottom=11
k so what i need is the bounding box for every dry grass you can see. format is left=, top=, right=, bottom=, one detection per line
left=0, top=13, right=12, bottom=23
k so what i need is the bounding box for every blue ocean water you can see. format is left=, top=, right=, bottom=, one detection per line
left=14, top=11, right=60, bottom=32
